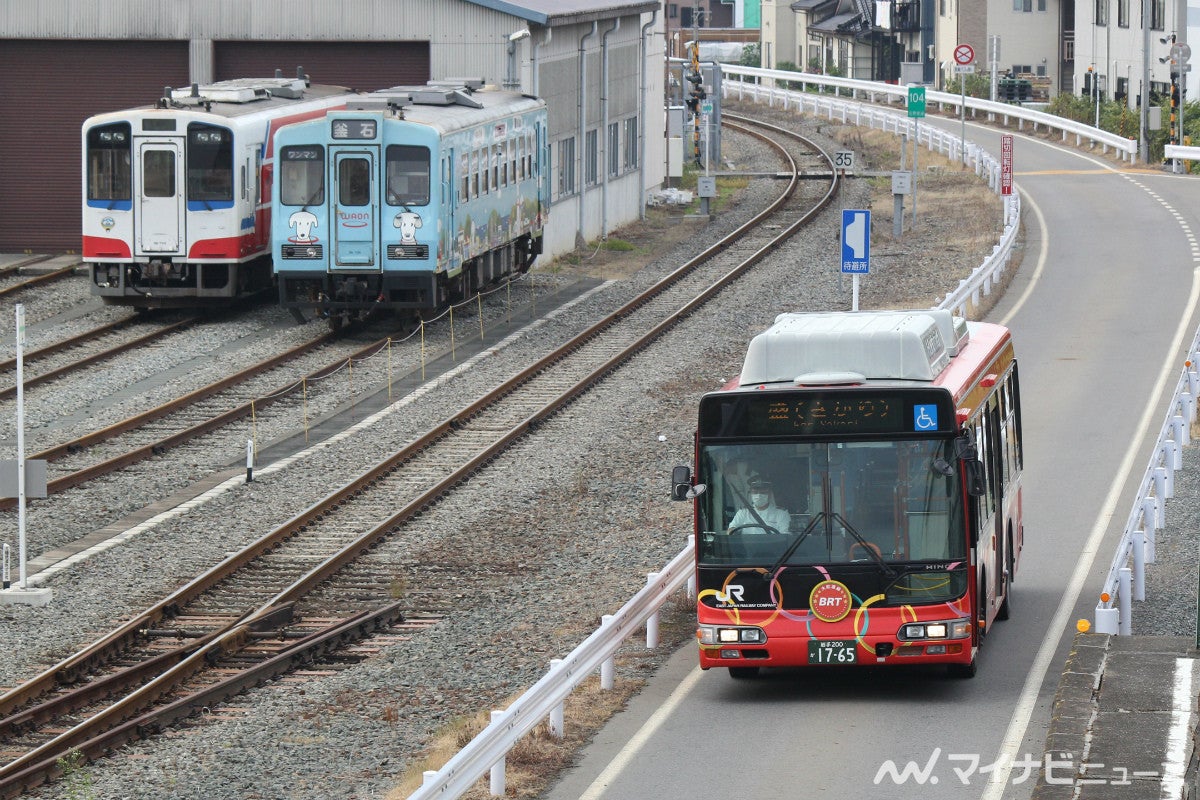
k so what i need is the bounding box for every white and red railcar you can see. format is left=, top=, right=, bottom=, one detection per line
left=82, top=73, right=352, bottom=308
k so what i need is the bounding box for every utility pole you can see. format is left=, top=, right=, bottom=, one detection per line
left=687, top=1, right=704, bottom=167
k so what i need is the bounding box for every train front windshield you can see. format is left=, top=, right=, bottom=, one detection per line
left=87, top=123, right=132, bottom=203
left=697, top=439, right=966, bottom=569
left=386, top=145, right=430, bottom=206
left=187, top=124, right=233, bottom=202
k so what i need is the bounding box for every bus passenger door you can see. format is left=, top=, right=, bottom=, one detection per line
left=331, top=149, right=378, bottom=269
left=134, top=139, right=184, bottom=256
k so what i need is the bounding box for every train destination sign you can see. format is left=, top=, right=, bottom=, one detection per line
left=331, top=119, right=378, bottom=140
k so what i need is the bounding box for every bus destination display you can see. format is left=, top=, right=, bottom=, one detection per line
left=699, top=390, right=953, bottom=437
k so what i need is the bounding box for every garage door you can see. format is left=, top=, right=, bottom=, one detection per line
left=0, top=40, right=189, bottom=252
left=215, top=41, right=430, bottom=93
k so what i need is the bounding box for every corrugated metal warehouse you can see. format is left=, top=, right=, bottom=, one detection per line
left=0, top=0, right=665, bottom=260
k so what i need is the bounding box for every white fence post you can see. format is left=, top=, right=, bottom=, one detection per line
left=548, top=659, right=564, bottom=739
left=1133, top=532, right=1146, bottom=601
left=1118, top=567, right=1132, bottom=635
left=646, top=572, right=660, bottom=648
left=600, top=614, right=615, bottom=690
left=489, top=710, right=506, bottom=796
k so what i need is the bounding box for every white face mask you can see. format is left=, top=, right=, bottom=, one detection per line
left=750, top=491, right=768, bottom=507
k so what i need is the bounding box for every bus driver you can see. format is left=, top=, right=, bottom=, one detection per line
left=727, top=477, right=791, bottom=535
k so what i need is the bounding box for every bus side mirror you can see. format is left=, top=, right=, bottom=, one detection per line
left=671, top=465, right=692, bottom=501
left=964, top=460, right=986, bottom=497
left=954, top=435, right=986, bottom=497
left=671, top=465, right=695, bottom=501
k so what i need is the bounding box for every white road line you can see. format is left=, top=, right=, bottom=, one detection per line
left=1162, top=657, right=1198, bottom=799
left=982, top=230, right=1200, bottom=798
left=577, top=665, right=705, bottom=800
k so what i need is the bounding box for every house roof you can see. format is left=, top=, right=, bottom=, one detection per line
left=809, top=10, right=860, bottom=32
left=461, top=0, right=661, bottom=26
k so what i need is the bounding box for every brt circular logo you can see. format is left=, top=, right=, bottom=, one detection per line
left=810, top=580, right=853, bottom=623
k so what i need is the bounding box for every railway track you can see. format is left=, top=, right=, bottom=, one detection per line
left=0, top=315, right=200, bottom=401
left=0, top=320, right=400, bottom=510
left=0, top=260, right=82, bottom=298
left=0, top=115, right=834, bottom=797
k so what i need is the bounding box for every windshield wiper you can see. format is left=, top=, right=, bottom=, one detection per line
left=830, top=512, right=896, bottom=577
left=764, top=513, right=825, bottom=579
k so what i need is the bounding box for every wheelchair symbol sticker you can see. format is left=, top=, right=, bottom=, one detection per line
left=913, top=404, right=939, bottom=431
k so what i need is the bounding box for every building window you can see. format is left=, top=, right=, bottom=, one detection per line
left=556, top=137, right=576, bottom=199
left=623, top=116, right=638, bottom=169
left=1151, top=0, right=1165, bottom=28
left=1117, top=0, right=1129, bottom=25
left=608, top=122, right=620, bottom=177
left=585, top=129, right=598, bottom=186
left=1095, top=0, right=1107, bottom=25
left=669, top=3, right=677, bottom=17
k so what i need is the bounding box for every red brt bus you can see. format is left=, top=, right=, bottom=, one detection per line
left=671, top=309, right=1023, bottom=678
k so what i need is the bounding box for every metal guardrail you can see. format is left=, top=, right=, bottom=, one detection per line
left=720, top=65, right=1140, bottom=162
left=1165, top=144, right=1200, bottom=161
left=407, top=77, right=1024, bottom=800
left=719, top=70, right=1200, bottom=640
left=407, top=539, right=696, bottom=799
left=1093, top=337, right=1200, bottom=635
left=719, top=70, right=1022, bottom=319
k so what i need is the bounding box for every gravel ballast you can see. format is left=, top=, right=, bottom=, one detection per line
left=3, top=114, right=1030, bottom=800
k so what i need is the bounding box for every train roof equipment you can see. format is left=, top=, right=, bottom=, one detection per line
left=738, top=309, right=971, bottom=387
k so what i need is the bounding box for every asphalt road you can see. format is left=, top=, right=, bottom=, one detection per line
left=540, top=116, right=1200, bottom=800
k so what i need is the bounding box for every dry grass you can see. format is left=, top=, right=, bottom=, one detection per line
left=385, top=596, right=696, bottom=799
left=385, top=113, right=1020, bottom=800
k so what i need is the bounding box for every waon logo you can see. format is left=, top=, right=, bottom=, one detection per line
left=809, top=580, right=853, bottom=623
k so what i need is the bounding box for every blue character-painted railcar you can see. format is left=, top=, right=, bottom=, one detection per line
left=272, top=81, right=549, bottom=324
left=83, top=73, right=353, bottom=308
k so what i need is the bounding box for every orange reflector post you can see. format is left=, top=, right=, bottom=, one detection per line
left=1100, top=592, right=1111, bottom=603
left=1077, top=619, right=1091, bottom=632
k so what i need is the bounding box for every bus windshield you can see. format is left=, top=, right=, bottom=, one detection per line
left=697, top=439, right=966, bottom=567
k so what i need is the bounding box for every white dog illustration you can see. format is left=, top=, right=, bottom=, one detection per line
left=288, top=210, right=319, bottom=242
left=394, top=211, right=423, bottom=244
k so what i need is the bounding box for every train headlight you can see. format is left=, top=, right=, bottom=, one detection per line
left=697, top=625, right=766, bottom=645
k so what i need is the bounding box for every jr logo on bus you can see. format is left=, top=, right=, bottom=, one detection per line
left=810, top=580, right=853, bottom=623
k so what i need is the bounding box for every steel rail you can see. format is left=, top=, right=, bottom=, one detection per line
left=0, top=116, right=832, bottom=795
left=0, top=317, right=201, bottom=401
left=0, top=265, right=81, bottom=298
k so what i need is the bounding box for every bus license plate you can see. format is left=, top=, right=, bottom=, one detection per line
left=808, top=639, right=856, bottom=664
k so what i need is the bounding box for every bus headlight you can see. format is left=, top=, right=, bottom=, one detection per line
left=698, top=625, right=766, bottom=645
left=899, top=619, right=971, bottom=640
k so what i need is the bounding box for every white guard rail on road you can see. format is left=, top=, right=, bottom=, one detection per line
left=407, top=72, right=1025, bottom=799
left=720, top=65, right=1140, bottom=163
left=1093, top=338, right=1200, bottom=634
left=408, top=539, right=696, bottom=800
left=719, top=66, right=1021, bottom=319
